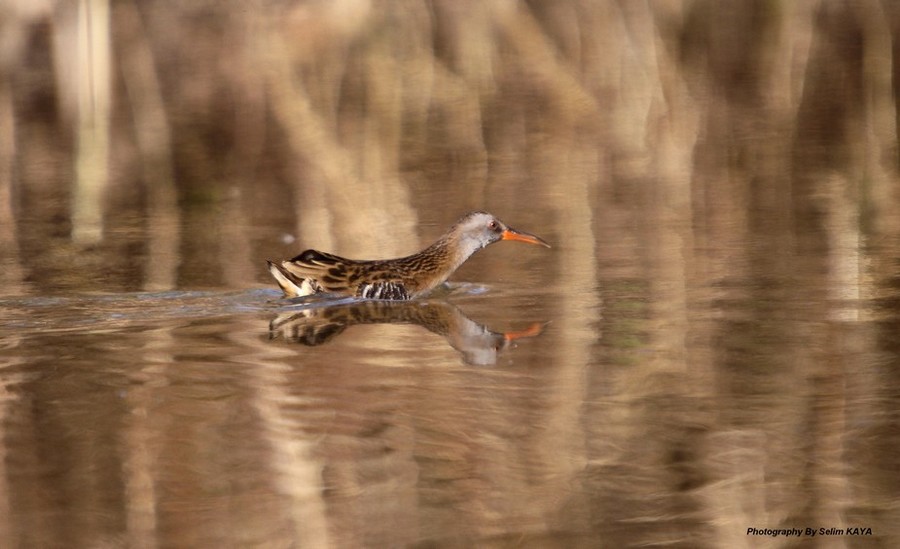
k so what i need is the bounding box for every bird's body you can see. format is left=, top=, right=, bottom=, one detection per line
left=267, top=211, right=550, bottom=300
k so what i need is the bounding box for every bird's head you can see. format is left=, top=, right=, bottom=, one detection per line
left=452, top=211, right=551, bottom=251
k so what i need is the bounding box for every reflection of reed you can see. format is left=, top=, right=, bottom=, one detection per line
left=121, top=326, right=169, bottom=548
left=0, top=353, right=27, bottom=545
left=269, top=299, right=545, bottom=366
left=224, top=316, right=333, bottom=549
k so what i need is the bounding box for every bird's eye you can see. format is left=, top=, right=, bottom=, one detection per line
left=488, top=220, right=498, bottom=230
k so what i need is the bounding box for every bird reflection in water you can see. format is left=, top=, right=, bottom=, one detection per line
left=268, top=299, right=545, bottom=366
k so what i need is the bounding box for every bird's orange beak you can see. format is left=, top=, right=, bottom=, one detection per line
left=501, top=228, right=551, bottom=248
left=503, top=322, right=546, bottom=342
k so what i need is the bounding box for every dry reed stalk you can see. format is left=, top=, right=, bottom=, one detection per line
left=72, top=0, right=111, bottom=245
left=113, top=0, right=180, bottom=291
left=262, top=4, right=419, bottom=259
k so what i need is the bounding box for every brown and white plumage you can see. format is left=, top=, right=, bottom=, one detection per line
left=267, top=211, right=550, bottom=300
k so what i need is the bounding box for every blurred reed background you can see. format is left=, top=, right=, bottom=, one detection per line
left=3, top=2, right=900, bottom=547
left=1, top=0, right=898, bottom=294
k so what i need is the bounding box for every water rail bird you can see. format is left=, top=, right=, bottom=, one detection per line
left=267, top=211, right=550, bottom=300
